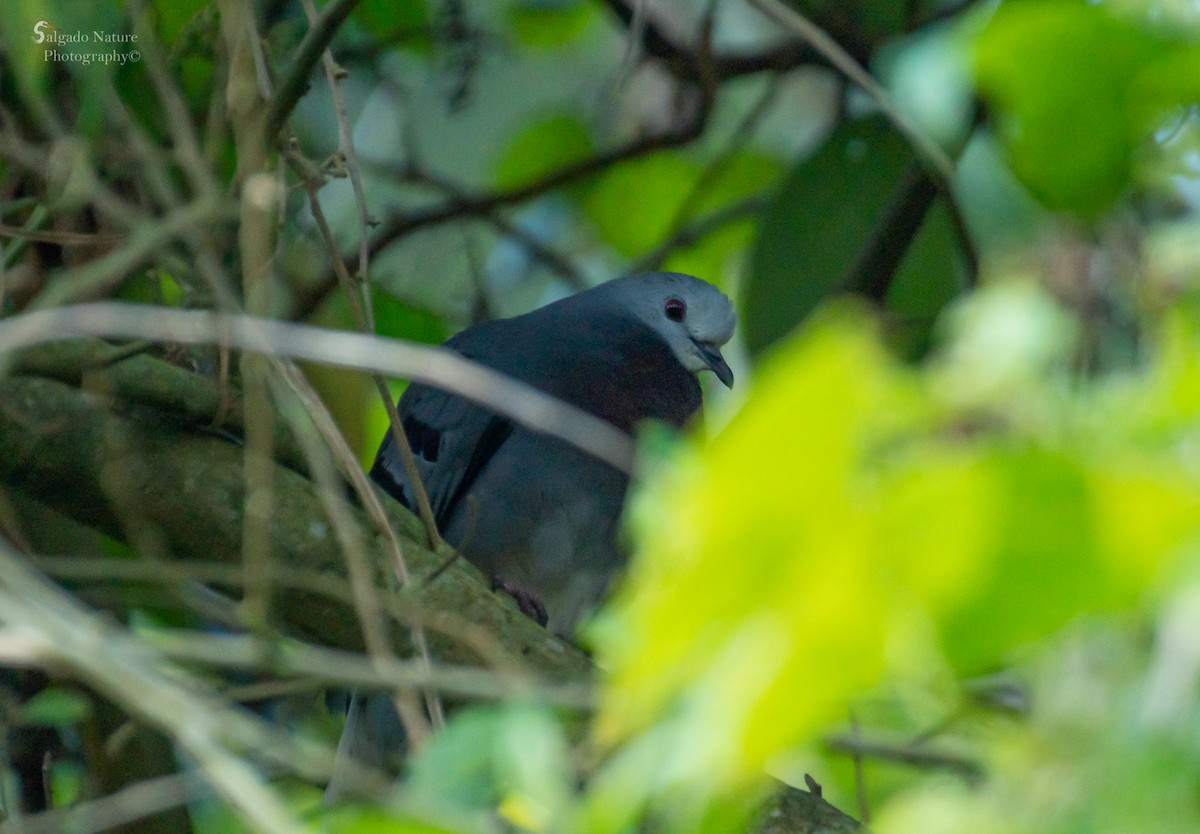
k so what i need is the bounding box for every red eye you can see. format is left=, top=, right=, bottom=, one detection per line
left=664, top=297, right=687, bottom=322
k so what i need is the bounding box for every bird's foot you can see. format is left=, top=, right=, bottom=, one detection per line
left=490, top=576, right=549, bottom=627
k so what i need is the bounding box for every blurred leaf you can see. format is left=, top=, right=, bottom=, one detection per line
left=191, top=780, right=325, bottom=834
left=787, top=0, right=905, bottom=43
left=936, top=447, right=1106, bottom=671
left=177, top=53, right=214, bottom=109
left=354, top=0, right=430, bottom=44
left=22, top=686, right=90, bottom=727
left=370, top=290, right=452, bottom=345
left=494, top=113, right=593, bottom=191
left=506, top=0, right=598, bottom=48
left=877, top=619, right=1200, bottom=834
left=151, top=0, right=208, bottom=44
left=587, top=151, right=776, bottom=265
left=928, top=281, right=1077, bottom=414
left=592, top=305, right=929, bottom=798
left=592, top=288, right=1200, bottom=830
left=973, top=0, right=1199, bottom=217
left=691, top=153, right=780, bottom=217
left=882, top=22, right=975, bottom=149
left=661, top=153, right=780, bottom=282
left=322, top=805, right=467, bottom=834
left=744, top=117, right=965, bottom=357
left=952, top=133, right=1049, bottom=258
left=49, top=759, right=85, bottom=808
left=404, top=704, right=572, bottom=832
left=584, top=153, right=697, bottom=256
left=882, top=200, right=967, bottom=359
left=117, top=269, right=185, bottom=305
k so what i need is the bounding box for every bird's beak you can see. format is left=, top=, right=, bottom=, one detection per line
left=694, top=340, right=734, bottom=388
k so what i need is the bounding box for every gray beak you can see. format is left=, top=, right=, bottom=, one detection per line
left=695, top=340, right=734, bottom=388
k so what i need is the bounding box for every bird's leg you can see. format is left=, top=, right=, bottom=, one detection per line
left=490, top=575, right=549, bottom=627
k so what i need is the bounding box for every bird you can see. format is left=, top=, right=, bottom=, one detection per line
left=327, top=271, right=736, bottom=797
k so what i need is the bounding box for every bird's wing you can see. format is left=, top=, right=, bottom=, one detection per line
left=369, top=380, right=513, bottom=530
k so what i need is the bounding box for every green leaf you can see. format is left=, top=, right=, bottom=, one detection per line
left=787, top=0, right=905, bottom=43
left=584, top=153, right=699, bottom=256
left=744, top=117, right=965, bottom=357
left=354, top=0, right=429, bottom=45
left=660, top=152, right=779, bottom=281
left=22, top=687, right=91, bottom=727
left=372, top=290, right=452, bottom=346
left=591, top=289, right=1200, bottom=829
left=493, top=113, right=593, bottom=191
left=973, top=0, right=1189, bottom=217
left=150, top=0, right=208, bottom=45
left=592, top=305, right=928, bottom=783
left=881, top=200, right=967, bottom=359
left=506, top=0, right=598, bottom=48
left=321, top=806, right=466, bottom=834
left=938, top=447, right=1103, bottom=671
left=404, top=703, right=572, bottom=831
left=586, top=151, right=776, bottom=266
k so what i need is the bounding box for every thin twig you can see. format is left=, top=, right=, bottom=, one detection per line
left=135, top=629, right=594, bottom=707
left=402, top=165, right=588, bottom=288
left=745, top=0, right=955, bottom=185
left=27, top=550, right=581, bottom=689
left=218, top=0, right=278, bottom=637
left=597, top=0, right=846, bottom=80
left=0, top=225, right=122, bottom=246
left=0, top=771, right=207, bottom=834
left=629, top=192, right=769, bottom=274
left=291, top=154, right=445, bottom=550
left=824, top=733, right=983, bottom=784
left=0, top=303, right=637, bottom=473
left=0, top=540, right=317, bottom=834
left=25, top=197, right=228, bottom=309
left=264, top=0, right=363, bottom=143
left=271, top=359, right=443, bottom=742
left=662, top=73, right=781, bottom=240
left=292, top=107, right=711, bottom=319
left=300, top=0, right=375, bottom=322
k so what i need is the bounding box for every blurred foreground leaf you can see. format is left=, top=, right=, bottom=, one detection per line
left=589, top=287, right=1200, bottom=832
left=21, top=686, right=90, bottom=727
left=973, top=0, right=1200, bottom=217
left=744, top=118, right=966, bottom=358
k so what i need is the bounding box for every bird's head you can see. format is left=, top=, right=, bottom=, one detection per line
left=609, top=272, right=737, bottom=388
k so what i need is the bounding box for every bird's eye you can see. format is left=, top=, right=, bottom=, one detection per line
left=664, top=297, right=687, bottom=322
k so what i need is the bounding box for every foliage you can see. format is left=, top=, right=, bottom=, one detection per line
left=2, top=0, right=1200, bottom=833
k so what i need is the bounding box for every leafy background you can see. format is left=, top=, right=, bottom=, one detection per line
left=1, top=0, right=1200, bottom=832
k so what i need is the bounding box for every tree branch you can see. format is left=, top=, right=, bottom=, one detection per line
left=290, top=99, right=712, bottom=320
left=264, top=0, right=363, bottom=144
left=0, top=374, right=592, bottom=678
left=595, top=0, right=856, bottom=78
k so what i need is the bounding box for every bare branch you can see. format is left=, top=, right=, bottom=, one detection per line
left=596, top=0, right=849, bottom=79
left=0, top=538, right=315, bottom=834
left=745, top=0, right=956, bottom=184
left=0, top=304, right=636, bottom=472
left=264, top=0, right=364, bottom=144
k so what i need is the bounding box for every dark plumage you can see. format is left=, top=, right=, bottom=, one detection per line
left=369, top=272, right=734, bottom=632
left=327, top=272, right=735, bottom=798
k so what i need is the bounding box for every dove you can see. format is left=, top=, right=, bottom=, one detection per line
left=328, top=272, right=735, bottom=798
